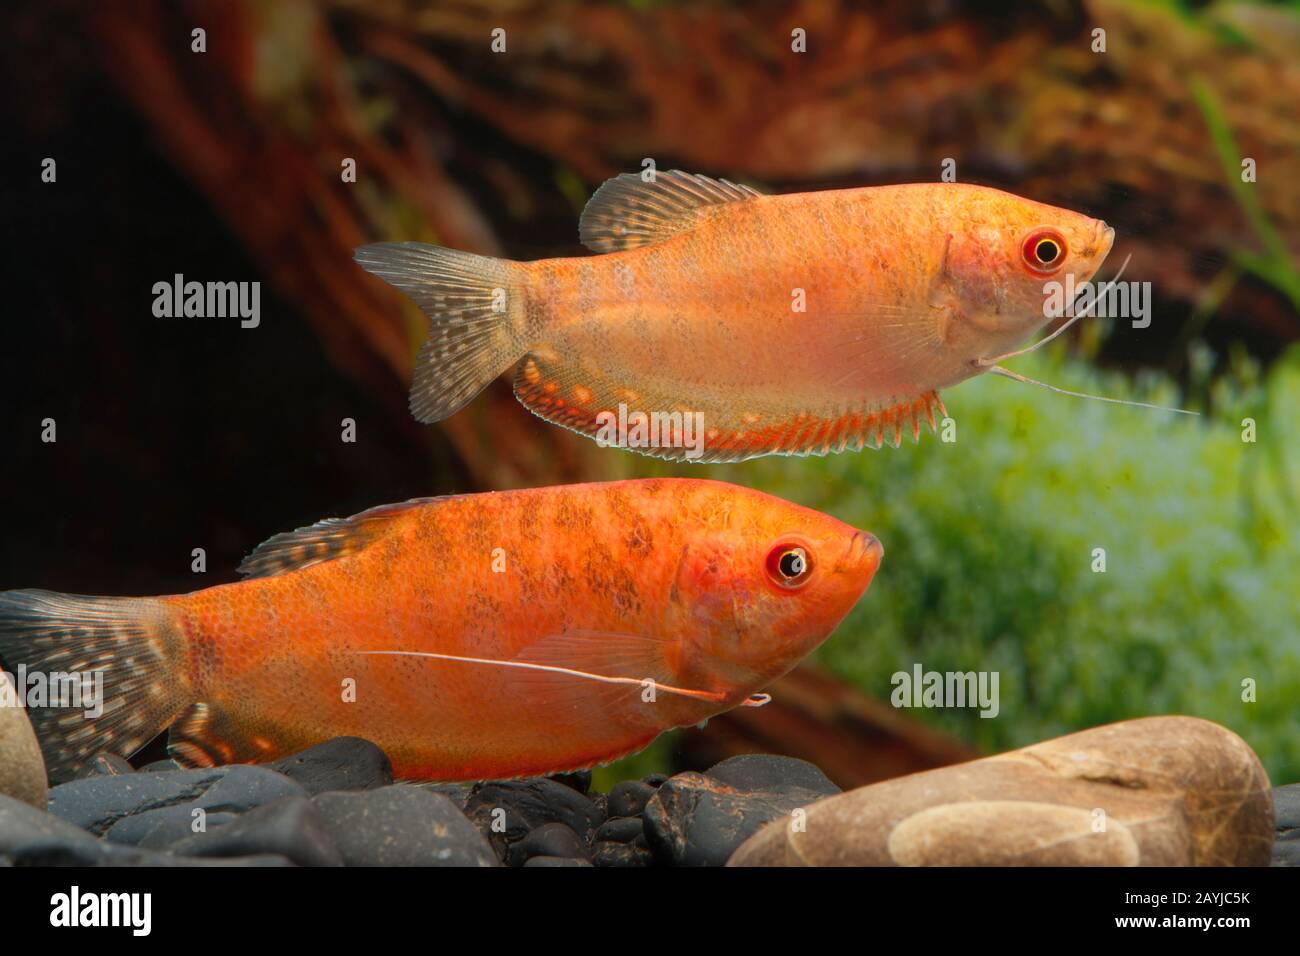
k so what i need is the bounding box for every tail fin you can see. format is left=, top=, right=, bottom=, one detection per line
left=354, top=241, right=527, bottom=423
left=0, top=590, right=193, bottom=783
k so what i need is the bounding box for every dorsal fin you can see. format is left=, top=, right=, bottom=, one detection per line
left=236, top=497, right=447, bottom=579
left=579, top=170, right=763, bottom=253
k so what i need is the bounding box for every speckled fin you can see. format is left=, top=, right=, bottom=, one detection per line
left=693, top=391, right=948, bottom=461
left=237, top=497, right=446, bottom=579
left=514, top=352, right=946, bottom=463
left=579, top=170, right=763, bottom=253
left=0, top=589, right=191, bottom=782
left=354, top=242, right=525, bottom=423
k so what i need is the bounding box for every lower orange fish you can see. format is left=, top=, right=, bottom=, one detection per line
left=0, top=479, right=880, bottom=782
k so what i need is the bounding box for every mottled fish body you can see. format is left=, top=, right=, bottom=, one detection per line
left=0, top=479, right=880, bottom=781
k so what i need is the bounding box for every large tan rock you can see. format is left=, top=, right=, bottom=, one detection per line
left=728, top=716, right=1273, bottom=867
left=0, top=673, right=48, bottom=810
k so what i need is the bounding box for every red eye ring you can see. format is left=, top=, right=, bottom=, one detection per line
left=765, top=541, right=814, bottom=590
left=1021, top=229, right=1067, bottom=274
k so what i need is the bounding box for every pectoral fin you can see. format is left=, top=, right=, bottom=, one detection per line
left=357, top=628, right=723, bottom=717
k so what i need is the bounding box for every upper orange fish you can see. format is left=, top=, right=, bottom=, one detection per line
left=0, top=479, right=880, bottom=782
left=356, top=173, right=1114, bottom=462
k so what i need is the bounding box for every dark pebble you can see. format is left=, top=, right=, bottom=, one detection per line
left=1, top=794, right=150, bottom=865
left=314, top=785, right=498, bottom=867
left=465, top=778, right=605, bottom=860
left=549, top=770, right=592, bottom=794
left=643, top=771, right=830, bottom=866
left=170, top=796, right=343, bottom=867
left=0, top=794, right=293, bottom=867
left=644, top=773, right=669, bottom=787
left=107, top=808, right=240, bottom=848
left=524, top=855, right=593, bottom=867
left=595, top=816, right=644, bottom=844
left=607, top=780, right=655, bottom=818
left=592, top=840, right=654, bottom=867
left=48, top=765, right=306, bottom=837
left=266, top=737, right=393, bottom=796
left=415, top=782, right=474, bottom=810
left=1272, top=784, right=1300, bottom=834
left=1273, top=785, right=1300, bottom=867
left=517, top=822, right=589, bottom=863
left=137, top=759, right=186, bottom=773
left=78, top=754, right=135, bottom=778
left=1273, top=833, right=1300, bottom=867
left=704, top=755, right=841, bottom=797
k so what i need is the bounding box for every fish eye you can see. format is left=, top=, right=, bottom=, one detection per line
left=766, top=543, right=813, bottom=589
left=1021, top=229, right=1067, bottom=273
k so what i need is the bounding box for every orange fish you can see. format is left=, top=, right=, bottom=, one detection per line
left=356, top=173, right=1128, bottom=463
left=0, top=479, right=880, bottom=782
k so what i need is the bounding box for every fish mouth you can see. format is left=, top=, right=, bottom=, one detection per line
left=841, top=530, right=883, bottom=574
left=1092, top=220, right=1116, bottom=272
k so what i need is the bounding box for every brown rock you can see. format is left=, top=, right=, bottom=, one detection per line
left=0, top=677, right=48, bottom=810
left=728, top=716, right=1273, bottom=867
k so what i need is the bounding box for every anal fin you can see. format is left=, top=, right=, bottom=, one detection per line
left=168, top=701, right=281, bottom=767
left=513, top=353, right=946, bottom=463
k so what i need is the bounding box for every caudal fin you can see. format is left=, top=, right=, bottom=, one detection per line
left=354, top=241, right=526, bottom=423
left=0, top=590, right=192, bottom=782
